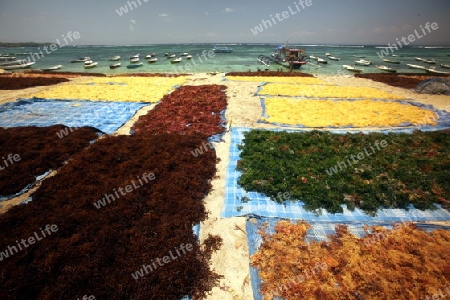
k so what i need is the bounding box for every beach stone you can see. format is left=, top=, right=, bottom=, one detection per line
left=416, top=77, right=450, bottom=95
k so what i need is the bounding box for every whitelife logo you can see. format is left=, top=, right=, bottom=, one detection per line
left=93, top=172, right=155, bottom=209
left=131, top=243, right=193, bottom=280
left=0, top=225, right=58, bottom=261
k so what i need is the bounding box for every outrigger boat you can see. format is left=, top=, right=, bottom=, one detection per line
left=317, top=57, right=328, bottom=64
left=328, top=56, right=340, bottom=61
left=41, top=65, right=62, bottom=71
left=3, top=61, right=35, bottom=70
left=383, top=58, right=401, bottom=64
left=170, top=57, right=182, bottom=63
left=426, top=68, right=450, bottom=75
left=441, top=64, right=450, bottom=69
left=71, top=57, right=90, bottom=63
left=109, top=63, right=121, bottom=69
left=355, top=59, right=371, bottom=66
left=407, top=64, right=427, bottom=70
left=109, top=55, right=121, bottom=61
left=343, top=65, right=363, bottom=73
left=83, top=60, right=98, bottom=69
left=270, top=44, right=307, bottom=69
left=376, top=65, right=396, bottom=73
left=126, top=62, right=143, bottom=69
left=147, top=58, right=158, bottom=63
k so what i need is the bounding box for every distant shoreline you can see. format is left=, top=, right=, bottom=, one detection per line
left=0, top=42, right=52, bottom=48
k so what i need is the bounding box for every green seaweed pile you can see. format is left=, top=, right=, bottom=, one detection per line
left=237, top=129, right=450, bottom=215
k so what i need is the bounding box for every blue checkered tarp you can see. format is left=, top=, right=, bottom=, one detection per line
left=222, top=127, right=450, bottom=222
left=0, top=98, right=147, bottom=134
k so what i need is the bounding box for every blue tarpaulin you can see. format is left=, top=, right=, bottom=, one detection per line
left=222, top=127, right=450, bottom=222
left=0, top=98, right=148, bottom=134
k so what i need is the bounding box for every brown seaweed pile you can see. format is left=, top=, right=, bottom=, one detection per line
left=0, top=125, right=100, bottom=197
left=0, top=76, right=69, bottom=89
left=355, top=73, right=446, bottom=89
left=225, top=71, right=314, bottom=77
left=0, top=133, right=222, bottom=299
left=252, top=220, right=450, bottom=300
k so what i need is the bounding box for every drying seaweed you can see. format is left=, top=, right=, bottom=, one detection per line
left=0, top=133, right=221, bottom=299
left=237, top=129, right=450, bottom=214
left=225, top=71, right=314, bottom=77
left=0, top=125, right=100, bottom=197
left=132, top=85, right=227, bottom=137
left=355, top=73, right=444, bottom=89
left=252, top=220, right=450, bottom=300
left=0, top=76, right=69, bottom=89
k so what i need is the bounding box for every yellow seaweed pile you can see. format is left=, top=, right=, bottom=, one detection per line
left=262, top=98, right=438, bottom=127
left=259, top=83, right=404, bottom=99
left=33, top=76, right=189, bottom=102
left=227, top=76, right=327, bottom=85
left=252, top=220, right=450, bottom=300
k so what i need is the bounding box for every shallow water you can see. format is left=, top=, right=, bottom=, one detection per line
left=1, top=44, right=449, bottom=75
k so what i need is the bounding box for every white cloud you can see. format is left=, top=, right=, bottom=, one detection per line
left=224, top=7, right=234, bottom=13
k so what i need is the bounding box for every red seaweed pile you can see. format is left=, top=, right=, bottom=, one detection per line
left=0, top=134, right=222, bottom=299
left=226, top=71, right=314, bottom=77
left=132, top=85, right=227, bottom=137
left=0, top=76, right=70, bottom=89
left=0, top=125, right=100, bottom=197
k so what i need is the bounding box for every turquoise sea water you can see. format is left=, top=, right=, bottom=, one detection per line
left=1, top=44, right=449, bottom=75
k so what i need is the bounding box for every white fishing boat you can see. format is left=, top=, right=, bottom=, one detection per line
left=71, top=57, right=90, bottom=63
left=180, top=52, right=189, bottom=56
left=130, top=57, right=140, bottom=63
left=147, top=57, right=158, bottom=63
left=317, top=57, right=328, bottom=64
left=170, top=57, right=182, bottom=63
left=415, top=57, right=425, bottom=62
left=376, top=65, right=396, bottom=73
left=354, top=59, right=371, bottom=66
left=167, top=54, right=176, bottom=59
left=328, top=56, right=340, bottom=61
left=343, top=65, right=363, bottom=73
left=423, top=59, right=437, bottom=64
left=325, top=53, right=332, bottom=56
left=130, top=54, right=140, bottom=59
left=127, top=62, right=143, bottom=69
left=407, top=64, right=427, bottom=70
left=383, top=58, right=401, bottom=64
left=441, top=64, right=450, bottom=69
left=309, top=55, right=318, bottom=60
left=84, top=61, right=98, bottom=69
left=426, top=68, right=450, bottom=75
left=41, top=65, right=62, bottom=71
left=109, top=55, right=121, bottom=61
left=109, top=63, right=121, bottom=69
left=145, top=53, right=156, bottom=59
left=186, top=55, right=192, bottom=60
left=2, top=61, right=35, bottom=70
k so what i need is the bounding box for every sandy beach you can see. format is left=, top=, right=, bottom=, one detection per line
left=0, top=71, right=449, bottom=299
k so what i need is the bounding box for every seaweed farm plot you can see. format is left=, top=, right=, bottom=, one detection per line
left=0, top=134, right=222, bottom=299
left=247, top=218, right=450, bottom=300
left=0, top=125, right=100, bottom=200
left=32, top=76, right=189, bottom=103
left=132, top=85, right=227, bottom=138
left=0, top=76, right=70, bottom=90
left=226, top=76, right=327, bottom=85
left=232, top=129, right=450, bottom=216
left=257, top=83, right=405, bottom=99
left=0, top=98, right=147, bottom=134
left=259, top=98, right=442, bottom=128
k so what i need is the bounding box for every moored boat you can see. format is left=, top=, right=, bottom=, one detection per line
left=84, top=61, right=98, bottom=69
left=376, top=65, right=396, bottom=73
left=355, top=59, right=372, bottom=66
left=41, top=65, right=62, bottom=71
left=170, top=57, right=182, bottom=63
left=109, top=63, right=121, bottom=69
left=126, top=62, right=143, bottom=69
left=212, top=46, right=233, bottom=53
left=343, top=65, right=363, bottom=73
left=415, top=57, right=425, bottom=62
left=423, top=59, right=437, bottom=64
left=441, top=64, right=450, bottom=69
left=71, top=57, right=90, bottom=63
left=3, top=61, right=35, bottom=70
left=147, top=58, right=158, bottom=63
left=325, top=53, right=332, bottom=56
left=317, top=57, right=328, bottom=64
left=166, top=54, right=176, bottom=59
left=109, top=55, right=121, bottom=61
left=130, top=57, right=140, bottom=63
left=383, top=58, right=401, bottom=64
left=186, top=55, right=192, bottom=60
left=407, top=64, right=427, bottom=70
left=426, top=68, right=450, bottom=75
left=328, top=56, right=340, bottom=61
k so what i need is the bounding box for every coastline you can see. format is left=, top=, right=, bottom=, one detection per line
left=0, top=71, right=449, bottom=299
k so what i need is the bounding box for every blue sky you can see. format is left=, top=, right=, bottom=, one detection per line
left=0, top=0, right=449, bottom=45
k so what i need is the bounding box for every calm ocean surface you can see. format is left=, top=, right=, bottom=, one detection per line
left=1, top=44, right=449, bottom=75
